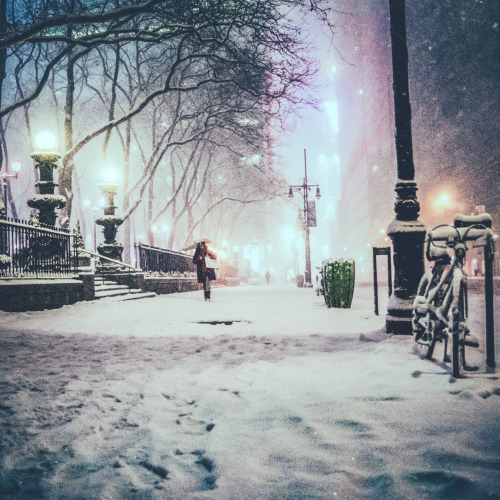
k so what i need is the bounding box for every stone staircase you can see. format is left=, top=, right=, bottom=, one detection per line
left=94, top=276, right=156, bottom=301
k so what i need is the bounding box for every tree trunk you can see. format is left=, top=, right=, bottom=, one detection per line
left=103, top=44, right=120, bottom=161
left=0, top=0, right=7, bottom=218
left=59, top=0, right=76, bottom=223
left=123, top=119, right=132, bottom=263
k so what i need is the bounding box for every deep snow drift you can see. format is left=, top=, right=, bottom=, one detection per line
left=0, top=282, right=499, bottom=499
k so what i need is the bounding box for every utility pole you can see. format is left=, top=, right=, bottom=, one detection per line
left=289, top=149, right=321, bottom=287
left=386, top=0, right=426, bottom=334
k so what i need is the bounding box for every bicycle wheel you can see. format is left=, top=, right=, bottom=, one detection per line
left=413, top=311, right=438, bottom=360
left=451, top=281, right=467, bottom=378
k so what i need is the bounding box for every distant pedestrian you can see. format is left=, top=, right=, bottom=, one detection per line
left=193, top=241, right=217, bottom=301
left=265, top=270, right=271, bottom=285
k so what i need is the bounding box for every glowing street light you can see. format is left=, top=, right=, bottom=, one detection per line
left=1, top=160, right=22, bottom=218
left=288, top=149, right=321, bottom=287
left=83, top=198, right=101, bottom=254
left=28, top=131, right=66, bottom=226
left=11, top=160, right=22, bottom=174
left=101, top=166, right=119, bottom=183
left=95, top=165, right=124, bottom=265
left=35, top=131, right=56, bottom=151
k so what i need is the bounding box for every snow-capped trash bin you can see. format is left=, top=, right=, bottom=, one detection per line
left=322, top=258, right=355, bottom=308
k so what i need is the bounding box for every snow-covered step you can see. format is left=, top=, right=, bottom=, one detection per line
left=114, top=290, right=157, bottom=301
left=92, top=276, right=156, bottom=301
left=96, top=288, right=157, bottom=302
left=94, top=285, right=131, bottom=299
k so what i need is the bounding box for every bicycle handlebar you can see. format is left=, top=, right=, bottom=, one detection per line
left=429, top=224, right=493, bottom=246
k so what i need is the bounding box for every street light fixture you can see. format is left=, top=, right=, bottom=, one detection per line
left=288, top=149, right=321, bottom=287
left=96, top=176, right=124, bottom=266
left=12, top=160, right=22, bottom=174
left=28, top=131, right=66, bottom=227
left=1, top=160, right=22, bottom=219
left=35, top=131, right=56, bottom=151
left=83, top=198, right=101, bottom=254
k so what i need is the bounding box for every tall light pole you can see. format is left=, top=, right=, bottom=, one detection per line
left=83, top=198, right=102, bottom=254
left=386, top=0, right=426, bottom=334
left=28, top=131, right=66, bottom=227
left=289, top=149, right=321, bottom=287
left=0, top=160, right=21, bottom=218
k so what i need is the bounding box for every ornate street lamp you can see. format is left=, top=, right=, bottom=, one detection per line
left=385, top=0, right=426, bottom=334
left=27, top=131, right=66, bottom=227
left=95, top=167, right=123, bottom=266
left=83, top=198, right=102, bottom=254
left=288, top=149, right=321, bottom=287
left=0, top=160, right=21, bottom=219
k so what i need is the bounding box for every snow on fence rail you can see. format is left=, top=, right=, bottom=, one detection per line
left=0, top=217, right=76, bottom=278
left=135, top=243, right=197, bottom=278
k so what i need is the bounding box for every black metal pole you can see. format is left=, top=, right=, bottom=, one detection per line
left=93, top=212, right=97, bottom=254
left=485, top=241, right=495, bottom=370
left=385, top=0, right=426, bottom=334
left=2, top=179, right=7, bottom=218
left=304, top=149, right=312, bottom=286
left=387, top=249, right=393, bottom=297
left=373, top=248, right=379, bottom=315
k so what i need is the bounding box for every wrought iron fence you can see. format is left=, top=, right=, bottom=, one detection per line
left=0, top=217, right=76, bottom=277
left=135, top=243, right=196, bottom=277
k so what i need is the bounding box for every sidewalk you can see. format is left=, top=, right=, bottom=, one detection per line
left=0, top=283, right=388, bottom=339
left=0, top=284, right=499, bottom=499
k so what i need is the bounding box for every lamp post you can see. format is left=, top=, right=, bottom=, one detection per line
left=0, top=160, right=21, bottom=218
left=288, top=149, right=321, bottom=287
left=28, top=131, right=66, bottom=227
left=95, top=167, right=123, bottom=267
left=83, top=198, right=102, bottom=254
left=385, top=0, right=426, bottom=334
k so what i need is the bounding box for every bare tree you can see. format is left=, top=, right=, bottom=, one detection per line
left=1, top=0, right=336, bottom=238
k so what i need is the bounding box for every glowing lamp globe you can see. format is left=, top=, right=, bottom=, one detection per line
left=83, top=199, right=91, bottom=208
left=102, top=166, right=118, bottom=183
left=12, top=160, right=22, bottom=173
left=35, top=131, right=56, bottom=151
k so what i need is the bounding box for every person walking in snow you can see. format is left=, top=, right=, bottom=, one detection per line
left=193, top=241, right=217, bottom=301
left=265, top=270, right=271, bottom=285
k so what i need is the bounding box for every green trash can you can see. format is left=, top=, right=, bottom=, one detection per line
left=322, top=258, right=355, bottom=308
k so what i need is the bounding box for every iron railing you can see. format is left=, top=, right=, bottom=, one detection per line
left=0, top=217, right=76, bottom=278
left=135, top=243, right=196, bottom=277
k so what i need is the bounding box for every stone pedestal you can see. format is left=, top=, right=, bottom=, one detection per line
left=385, top=180, right=426, bottom=335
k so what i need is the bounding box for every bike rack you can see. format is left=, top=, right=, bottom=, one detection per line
left=372, top=246, right=393, bottom=315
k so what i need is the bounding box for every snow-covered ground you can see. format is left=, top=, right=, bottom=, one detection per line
left=0, top=283, right=499, bottom=499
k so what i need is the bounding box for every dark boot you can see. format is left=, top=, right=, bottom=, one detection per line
left=204, top=291, right=209, bottom=301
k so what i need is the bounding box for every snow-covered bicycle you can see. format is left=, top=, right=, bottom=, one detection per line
left=412, top=213, right=494, bottom=378
left=315, top=268, right=326, bottom=304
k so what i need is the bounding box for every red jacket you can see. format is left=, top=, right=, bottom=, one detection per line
left=193, top=245, right=217, bottom=282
